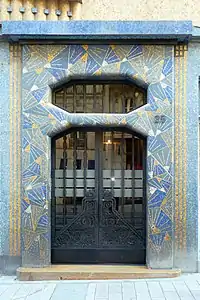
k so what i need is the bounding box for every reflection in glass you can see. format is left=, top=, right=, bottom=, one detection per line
left=54, top=132, right=96, bottom=227
left=53, top=129, right=145, bottom=253
left=53, top=83, right=146, bottom=113
left=102, top=131, right=144, bottom=225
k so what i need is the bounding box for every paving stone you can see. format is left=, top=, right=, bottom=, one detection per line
left=147, top=282, right=164, bottom=298
left=95, top=283, right=108, bottom=298
left=185, top=280, right=200, bottom=291
left=0, top=284, right=21, bottom=300
left=26, top=284, right=56, bottom=300
left=122, top=282, right=136, bottom=299
left=12, top=283, right=44, bottom=299
left=190, top=290, right=200, bottom=300
left=164, top=291, right=181, bottom=300
left=1, top=275, right=200, bottom=300
left=160, top=281, right=176, bottom=292
left=109, top=283, right=122, bottom=294
left=109, top=296, right=122, bottom=300
left=180, top=298, right=195, bottom=300
left=108, top=283, right=123, bottom=300
left=109, top=293, right=122, bottom=300
left=173, top=281, right=194, bottom=298
left=0, top=285, right=9, bottom=296
left=134, top=281, right=150, bottom=300
left=51, top=283, right=88, bottom=300
left=86, top=283, right=96, bottom=300
left=0, top=276, right=16, bottom=284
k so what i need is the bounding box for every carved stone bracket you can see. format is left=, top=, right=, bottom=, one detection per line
left=0, top=0, right=82, bottom=21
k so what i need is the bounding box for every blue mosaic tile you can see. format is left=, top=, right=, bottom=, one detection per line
left=22, top=199, right=30, bottom=213
left=27, top=186, right=47, bottom=207
left=50, top=46, right=70, bottom=69
left=150, top=82, right=169, bottom=101
left=148, top=178, right=163, bottom=190
left=46, top=68, right=67, bottom=82
left=120, top=61, right=137, bottom=77
left=23, top=137, right=29, bottom=149
left=88, top=45, right=108, bottom=66
left=126, top=45, right=143, bottom=60
left=150, top=232, right=166, bottom=247
left=23, top=163, right=40, bottom=178
left=146, top=92, right=158, bottom=111
left=162, top=57, right=173, bottom=76
left=148, top=136, right=167, bottom=153
left=23, top=116, right=32, bottom=129
left=149, top=190, right=166, bottom=208
left=38, top=214, right=48, bottom=227
left=69, top=45, right=86, bottom=65
left=31, top=87, right=48, bottom=102
left=104, top=47, right=121, bottom=64
left=164, top=85, right=173, bottom=101
left=48, top=108, right=69, bottom=122
left=29, top=145, right=44, bottom=163
left=153, top=164, right=166, bottom=176
left=24, top=105, right=50, bottom=116
left=155, top=210, right=172, bottom=231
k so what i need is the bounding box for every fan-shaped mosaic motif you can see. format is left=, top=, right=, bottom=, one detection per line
left=22, top=44, right=173, bottom=265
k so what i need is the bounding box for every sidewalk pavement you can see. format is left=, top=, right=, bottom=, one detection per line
left=1, top=273, right=200, bottom=300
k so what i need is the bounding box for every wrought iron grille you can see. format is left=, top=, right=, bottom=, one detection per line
left=51, top=128, right=146, bottom=264
left=53, top=82, right=146, bottom=113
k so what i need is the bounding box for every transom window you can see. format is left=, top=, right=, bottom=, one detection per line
left=53, top=82, right=146, bottom=114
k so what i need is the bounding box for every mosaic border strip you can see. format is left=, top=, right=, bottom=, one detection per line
left=9, top=44, right=22, bottom=256
left=174, top=47, right=187, bottom=251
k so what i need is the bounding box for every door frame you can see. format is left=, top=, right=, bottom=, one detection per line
left=51, top=126, right=147, bottom=264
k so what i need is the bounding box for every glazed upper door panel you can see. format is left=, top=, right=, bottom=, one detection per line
left=51, top=129, right=146, bottom=263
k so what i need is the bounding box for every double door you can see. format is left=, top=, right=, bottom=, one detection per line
left=51, top=128, right=146, bottom=264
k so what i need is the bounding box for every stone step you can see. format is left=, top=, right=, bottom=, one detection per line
left=17, top=265, right=181, bottom=281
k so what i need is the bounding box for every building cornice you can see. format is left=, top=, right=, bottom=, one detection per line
left=0, top=20, right=193, bottom=43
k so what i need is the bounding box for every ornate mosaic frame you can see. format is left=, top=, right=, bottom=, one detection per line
left=22, top=44, right=173, bottom=267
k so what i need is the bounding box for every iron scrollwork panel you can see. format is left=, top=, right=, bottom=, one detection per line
left=53, top=190, right=98, bottom=249
left=99, top=190, right=145, bottom=249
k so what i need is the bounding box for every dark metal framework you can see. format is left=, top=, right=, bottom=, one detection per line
left=52, top=81, right=146, bottom=114
left=51, top=126, right=146, bottom=264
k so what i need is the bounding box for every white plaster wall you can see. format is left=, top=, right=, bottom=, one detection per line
left=2, top=0, right=200, bottom=23
left=81, top=0, right=200, bottom=26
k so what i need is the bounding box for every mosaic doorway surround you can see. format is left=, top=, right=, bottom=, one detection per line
left=22, top=45, right=173, bottom=268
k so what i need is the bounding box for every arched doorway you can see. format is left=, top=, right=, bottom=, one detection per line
left=51, top=82, right=146, bottom=264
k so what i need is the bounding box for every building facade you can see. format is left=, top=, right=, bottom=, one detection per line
left=0, top=1, right=199, bottom=274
